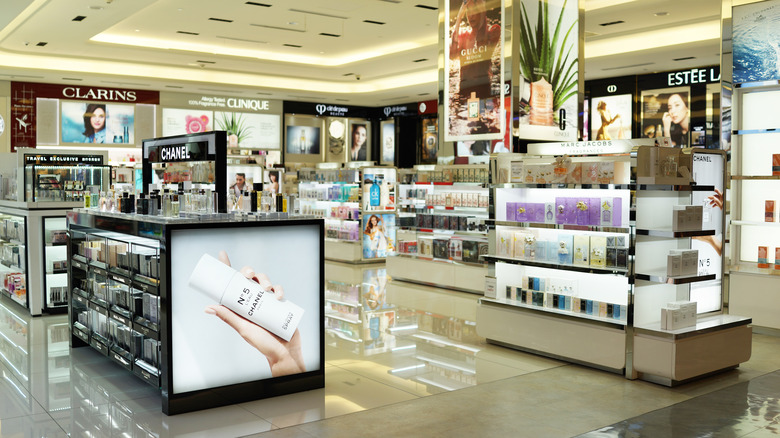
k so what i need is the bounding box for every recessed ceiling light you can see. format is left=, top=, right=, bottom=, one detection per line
left=36, top=42, right=48, bottom=47
left=412, top=58, right=428, bottom=63
left=283, top=43, right=302, bottom=48
left=364, top=20, right=386, bottom=25
left=654, top=11, right=669, bottom=17
left=599, top=20, right=624, bottom=27
left=415, top=4, right=437, bottom=11
left=319, top=32, right=340, bottom=37
left=177, top=30, right=199, bottom=35
left=72, top=16, right=86, bottom=22
left=134, top=29, right=140, bottom=32
left=288, top=21, right=297, bottom=25
left=245, top=1, right=272, bottom=6
left=673, top=56, right=695, bottom=61
left=88, top=6, right=103, bottom=10
left=209, top=17, right=234, bottom=23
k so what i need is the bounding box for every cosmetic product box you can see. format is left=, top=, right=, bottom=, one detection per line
left=433, top=238, right=449, bottom=259
left=557, top=234, right=574, bottom=265
left=573, top=234, right=590, bottom=266
left=667, top=253, right=683, bottom=277
left=758, top=246, right=770, bottom=268
left=496, top=229, right=513, bottom=258
left=766, top=200, right=776, bottom=223
left=776, top=248, right=780, bottom=270
left=462, top=240, right=480, bottom=263
left=449, top=239, right=463, bottom=260
left=773, top=154, right=780, bottom=177
left=589, top=236, right=607, bottom=268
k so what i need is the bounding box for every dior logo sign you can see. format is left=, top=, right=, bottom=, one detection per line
left=607, top=85, right=617, bottom=93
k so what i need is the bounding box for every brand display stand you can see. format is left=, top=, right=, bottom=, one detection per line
left=67, top=209, right=324, bottom=415
left=477, top=141, right=751, bottom=385
left=298, top=164, right=397, bottom=263
left=387, top=164, right=490, bottom=294
left=0, top=149, right=110, bottom=315
left=728, top=81, right=780, bottom=331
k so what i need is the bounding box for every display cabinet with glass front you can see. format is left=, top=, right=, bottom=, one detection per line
left=21, top=150, right=110, bottom=204
left=0, top=212, right=27, bottom=308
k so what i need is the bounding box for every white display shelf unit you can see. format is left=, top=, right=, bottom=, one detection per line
left=728, top=81, right=780, bottom=330
left=388, top=165, right=490, bottom=294
left=299, top=165, right=397, bottom=263
left=477, top=143, right=750, bottom=385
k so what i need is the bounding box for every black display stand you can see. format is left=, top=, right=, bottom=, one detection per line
left=66, top=209, right=325, bottom=415
left=141, top=131, right=228, bottom=213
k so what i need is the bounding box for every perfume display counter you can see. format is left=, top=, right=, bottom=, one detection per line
left=66, top=209, right=325, bottom=415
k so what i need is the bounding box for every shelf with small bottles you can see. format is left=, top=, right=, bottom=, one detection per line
left=300, top=165, right=397, bottom=262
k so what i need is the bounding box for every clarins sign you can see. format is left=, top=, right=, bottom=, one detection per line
left=62, top=87, right=138, bottom=102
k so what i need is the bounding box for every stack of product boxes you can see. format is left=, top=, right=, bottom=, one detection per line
left=667, top=204, right=703, bottom=277
left=660, top=300, right=698, bottom=330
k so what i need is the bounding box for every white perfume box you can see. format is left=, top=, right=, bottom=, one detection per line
left=672, top=206, right=689, bottom=231
left=687, top=205, right=703, bottom=231
left=573, top=234, right=590, bottom=266
left=667, top=253, right=682, bottom=277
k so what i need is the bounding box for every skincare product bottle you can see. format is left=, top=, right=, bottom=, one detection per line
left=370, top=177, right=381, bottom=208
left=162, top=189, right=172, bottom=217
left=173, top=190, right=182, bottom=216
left=189, top=254, right=304, bottom=341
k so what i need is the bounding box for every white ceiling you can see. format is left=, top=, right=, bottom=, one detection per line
left=0, top=0, right=726, bottom=106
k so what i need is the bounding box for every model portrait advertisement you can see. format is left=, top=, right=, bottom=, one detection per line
left=170, top=224, right=321, bottom=394
left=362, top=213, right=396, bottom=259
left=349, top=121, right=369, bottom=161
left=590, top=94, right=632, bottom=141
left=445, top=0, right=504, bottom=141
left=61, top=101, right=135, bottom=144
left=641, top=87, right=691, bottom=147
left=515, top=0, right=578, bottom=141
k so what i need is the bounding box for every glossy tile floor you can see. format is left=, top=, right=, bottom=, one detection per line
left=0, top=263, right=778, bottom=437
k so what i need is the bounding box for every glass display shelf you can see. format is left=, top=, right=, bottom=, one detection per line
left=731, top=220, right=780, bottom=228
left=635, top=228, right=716, bottom=238
left=479, top=297, right=627, bottom=328
left=394, top=253, right=487, bottom=268
left=634, top=271, right=716, bottom=284
left=490, top=220, right=631, bottom=234
left=484, top=254, right=629, bottom=275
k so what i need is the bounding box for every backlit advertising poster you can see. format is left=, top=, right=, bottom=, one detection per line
left=61, top=101, right=134, bottom=144
left=690, top=150, right=725, bottom=314
left=215, top=111, right=281, bottom=150
left=516, top=0, right=578, bottom=141
left=162, top=108, right=213, bottom=137
left=640, top=87, right=690, bottom=147
left=421, top=118, right=438, bottom=164
left=170, top=222, right=322, bottom=394
left=590, top=94, right=632, bottom=141
left=362, top=213, right=396, bottom=259
left=285, top=125, right=321, bottom=155
left=380, top=120, right=395, bottom=165
left=445, top=0, right=504, bottom=141
left=733, top=0, right=780, bottom=84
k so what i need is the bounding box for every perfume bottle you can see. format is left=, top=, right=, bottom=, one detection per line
left=299, top=129, right=307, bottom=154
left=369, top=177, right=381, bottom=208
left=189, top=253, right=304, bottom=341
left=467, top=92, right=480, bottom=121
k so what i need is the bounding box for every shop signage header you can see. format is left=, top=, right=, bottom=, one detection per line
left=160, top=92, right=282, bottom=114
left=24, top=154, right=104, bottom=165
left=527, top=138, right=661, bottom=156
left=667, top=67, right=721, bottom=87
left=148, top=142, right=208, bottom=163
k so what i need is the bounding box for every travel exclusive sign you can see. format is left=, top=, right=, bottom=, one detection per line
left=527, top=138, right=661, bottom=156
